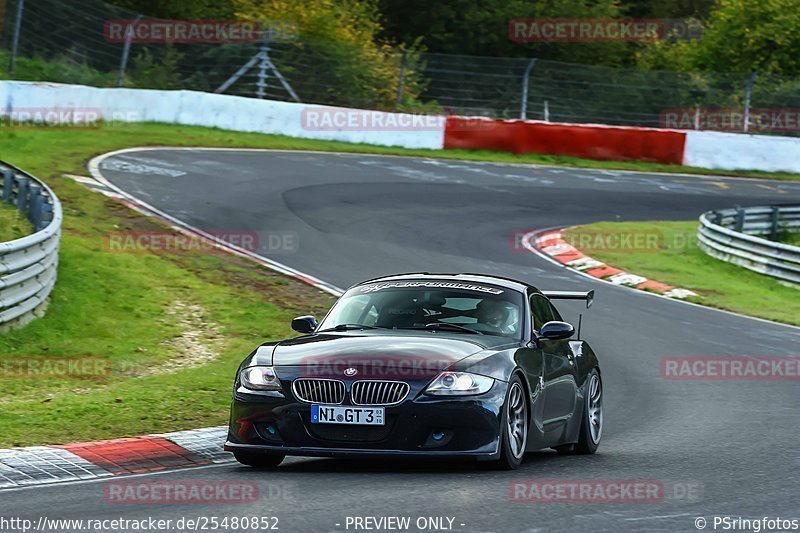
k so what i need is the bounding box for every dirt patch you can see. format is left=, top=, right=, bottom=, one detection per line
left=105, top=198, right=335, bottom=317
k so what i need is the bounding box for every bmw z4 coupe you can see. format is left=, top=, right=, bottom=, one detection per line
left=225, top=273, right=602, bottom=469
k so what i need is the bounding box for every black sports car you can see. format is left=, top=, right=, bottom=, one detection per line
left=225, top=273, right=602, bottom=469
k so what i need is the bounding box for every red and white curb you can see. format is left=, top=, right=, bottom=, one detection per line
left=523, top=229, right=698, bottom=299
left=0, top=426, right=230, bottom=490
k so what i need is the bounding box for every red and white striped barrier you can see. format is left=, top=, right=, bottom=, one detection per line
left=445, top=117, right=687, bottom=165
left=3, top=81, right=800, bottom=173
left=443, top=117, right=800, bottom=173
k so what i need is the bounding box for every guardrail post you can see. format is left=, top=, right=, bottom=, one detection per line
left=743, top=72, right=757, bottom=133
left=395, top=49, right=407, bottom=109
left=117, top=14, right=142, bottom=87
left=41, top=202, right=53, bottom=227
left=520, top=58, right=537, bottom=120
left=29, top=185, right=42, bottom=229
left=770, top=206, right=780, bottom=241
left=17, top=177, right=29, bottom=214
left=8, top=0, right=26, bottom=75
left=2, top=170, right=13, bottom=203
left=734, top=207, right=745, bottom=232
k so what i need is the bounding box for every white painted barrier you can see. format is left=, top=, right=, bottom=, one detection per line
left=0, top=81, right=446, bottom=150
left=4, top=81, right=800, bottom=174
left=683, top=130, right=800, bottom=173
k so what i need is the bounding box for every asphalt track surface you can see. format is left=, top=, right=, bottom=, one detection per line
left=4, top=149, right=800, bottom=532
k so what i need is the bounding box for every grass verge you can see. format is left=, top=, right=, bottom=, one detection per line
left=779, top=232, right=800, bottom=246
left=0, top=201, right=33, bottom=241
left=563, top=221, right=800, bottom=325
left=0, top=123, right=797, bottom=447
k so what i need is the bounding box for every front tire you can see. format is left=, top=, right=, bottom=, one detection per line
left=233, top=450, right=285, bottom=468
left=496, top=375, right=528, bottom=470
left=575, top=369, right=603, bottom=454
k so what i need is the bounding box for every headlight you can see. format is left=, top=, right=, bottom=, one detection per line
left=240, top=366, right=281, bottom=391
left=425, top=372, right=494, bottom=396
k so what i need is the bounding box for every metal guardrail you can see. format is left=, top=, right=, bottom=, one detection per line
left=698, top=205, right=800, bottom=284
left=0, top=161, right=61, bottom=330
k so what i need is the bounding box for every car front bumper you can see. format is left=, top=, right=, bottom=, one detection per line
left=225, top=375, right=507, bottom=460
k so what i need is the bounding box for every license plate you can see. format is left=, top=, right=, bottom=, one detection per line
left=311, top=405, right=385, bottom=426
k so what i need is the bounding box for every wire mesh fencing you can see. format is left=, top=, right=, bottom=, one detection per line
left=3, top=0, right=800, bottom=135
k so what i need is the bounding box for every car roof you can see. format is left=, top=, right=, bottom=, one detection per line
left=352, top=272, right=538, bottom=294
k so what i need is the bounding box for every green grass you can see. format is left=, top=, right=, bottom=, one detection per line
left=0, top=201, right=33, bottom=241
left=563, top=221, right=800, bottom=325
left=779, top=232, right=800, bottom=246
left=1, top=123, right=798, bottom=448
left=0, top=124, right=345, bottom=447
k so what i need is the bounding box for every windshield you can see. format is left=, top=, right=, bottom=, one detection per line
left=319, top=281, right=524, bottom=338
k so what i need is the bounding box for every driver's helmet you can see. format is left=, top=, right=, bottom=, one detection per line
left=475, top=299, right=514, bottom=330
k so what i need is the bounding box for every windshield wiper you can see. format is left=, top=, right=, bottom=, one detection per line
left=404, top=323, right=484, bottom=335
left=317, top=323, right=384, bottom=332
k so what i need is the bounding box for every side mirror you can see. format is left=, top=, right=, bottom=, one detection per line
left=539, top=321, right=575, bottom=340
left=291, top=315, right=318, bottom=334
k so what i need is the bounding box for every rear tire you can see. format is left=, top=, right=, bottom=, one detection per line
left=233, top=450, right=285, bottom=468
left=495, top=375, right=528, bottom=470
left=575, top=369, right=603, bottom=455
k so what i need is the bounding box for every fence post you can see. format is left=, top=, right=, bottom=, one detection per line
left=7, top=0, right=25, bottom=75
left=519, top=58, right=537, bottom=120
left=743, top=72, right=756, bottom=133
left=734, top=206, right=745, bottom=232
left=395, top=50, right=407, bottom=109
left=16, top=177, right=29, bottom=214
left=769, top=206, right=780, bottom=241
left=255, top=30, right=272, bottom=99
left=117, top=15, right=142, bottom=87
left=28, top=185, right=42, bottom=229
left=2, top=170, right=13, bottom=202
left=543, top=100, right=549, bottom=122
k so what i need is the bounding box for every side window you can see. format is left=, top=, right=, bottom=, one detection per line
left=547, top=300, right=563, bottom=322
left=530, top=294, right=555, bottom=331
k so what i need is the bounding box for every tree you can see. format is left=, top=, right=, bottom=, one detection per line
left=231, top=0, right=422, bottom=108
left=377, top=0, right=632, bottom=66
left=638, top=0, right=800, bottom=76
left=105, top=0, right=235, bottom=18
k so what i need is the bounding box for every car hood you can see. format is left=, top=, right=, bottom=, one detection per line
left=268, top=331, right=514, bottom=379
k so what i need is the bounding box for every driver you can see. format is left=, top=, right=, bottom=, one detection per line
left=474, top=299, right=514, bottom=332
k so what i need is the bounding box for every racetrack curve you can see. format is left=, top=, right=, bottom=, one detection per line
left=4, top=149, right=799, bottom=532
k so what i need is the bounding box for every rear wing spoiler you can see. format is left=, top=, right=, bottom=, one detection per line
left=542, top=290, right=594, bottom=309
